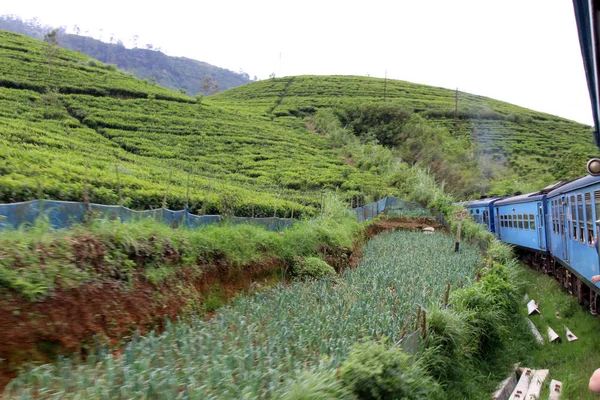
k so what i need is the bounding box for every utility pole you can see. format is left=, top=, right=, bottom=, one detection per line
left=454, top=87, right=459, bottom=134
left=383, top=69, right=387, bottom=101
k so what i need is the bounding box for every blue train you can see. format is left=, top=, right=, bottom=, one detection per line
left=465, top=167, right=600, bottom=313
left=462, top=0, right=600, bottom=311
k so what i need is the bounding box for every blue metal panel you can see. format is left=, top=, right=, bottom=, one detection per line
left=466, top=197, right=505, bottom=232
left=548, top=182, right=600, bottom=283
left=496, top=201, right=544, bottom=251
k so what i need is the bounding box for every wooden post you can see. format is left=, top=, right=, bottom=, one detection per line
left=37, top=179, right=43, bottom=219
left=83, top=161, right=90, bottom=211
left=115, top=164, right=122, bottom=206
left=185, top=171, right=191, bottom=208
left=421, top=310, right=427, bottom=339
left=443, top=283, right=451, bottom=307
left=414, top=305, right=421, bottom=331
left=162, top=170, right=173, bottom=209
left=453, top=210, right=467, bottom=252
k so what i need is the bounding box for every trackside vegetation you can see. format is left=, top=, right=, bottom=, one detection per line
left=5, top=230, right=485, bottom=399
left=0, top=195, right=360, bottom=301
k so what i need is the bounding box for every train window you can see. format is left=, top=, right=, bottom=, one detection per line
left=518, top=214, right=523, bottom=229
left=595, top=191, right=600, bottom=224
left=530, top=214, right=535, bottom=230
left=539, top=206, right=543, bottom=227
left=476, top=209, right=480, bottom=214
left=570, top=195, right=577, bottom=240
left=523, top=215, right=529, bottom=230
left=578, top=194, right=585, bottom=243
left=469, top=209, right=473, bottom=215
left=508, top=215, right=513, bottom=228
left=553, top=201, right=558, bottom=234
left=556, top=197, right=568, bottom=236
left=501, top=215, right=505, bottom=228
left=586, top=192, right=594, bottom=245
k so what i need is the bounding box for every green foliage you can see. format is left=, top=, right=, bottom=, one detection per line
left=0, top=196, right=363, bottom=300
left=340, top=340, right=442, bottom=400
left=5, top=231, right=481, bottom=397
left=292, top=256, right=336, bottom=280
left=277, top=368, right=356, bottom=400
left=215, top=75, right=597, bottom=199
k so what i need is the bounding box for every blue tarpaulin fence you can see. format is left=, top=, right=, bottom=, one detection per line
left=0, top=196, right=419, bottom=232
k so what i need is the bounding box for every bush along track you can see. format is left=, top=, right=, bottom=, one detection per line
left=3, top=214, right=530, bottom=399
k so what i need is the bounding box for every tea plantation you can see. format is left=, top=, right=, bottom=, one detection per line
left=0, top=29, right=596, bottom=215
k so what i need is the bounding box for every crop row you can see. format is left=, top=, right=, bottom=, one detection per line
left=5, top=230, right=482, bottom=399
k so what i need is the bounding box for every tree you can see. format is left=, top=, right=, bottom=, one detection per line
left=200, top=75, right=220, bottom=95
left=179, top=88, right=187, bottom=95
left=43, top=28, right=60, bottom=75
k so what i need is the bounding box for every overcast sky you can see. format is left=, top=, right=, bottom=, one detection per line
left=1, top=0, right=594, bottom=125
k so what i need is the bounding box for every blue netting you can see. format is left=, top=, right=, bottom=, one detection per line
left=0, top=196, right=415, bottom=232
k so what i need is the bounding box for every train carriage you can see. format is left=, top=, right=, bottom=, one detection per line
left=495, top=193, right=547, bottom=252
left=464, top=197, right=505, bottom=233
left=546, top=175, right=600, bottom=286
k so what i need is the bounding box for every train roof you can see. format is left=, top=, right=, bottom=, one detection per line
left=547, top=174, right=600, bottom=197
left=573, top=0, right=600, bottom=147
left=496, top=192, right=545, bottom=206
left=494, top=182, right=567, bottom=205
left=464, top=197, right=505, bottom=208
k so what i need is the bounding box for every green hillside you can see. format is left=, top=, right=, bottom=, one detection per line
left=0, top=15, right=252, bottom=95
left=1, top=30, right=597, bottom=216
left=0, top=31, right=385, bottom=217
left=214, top=75, right=598, bottom=196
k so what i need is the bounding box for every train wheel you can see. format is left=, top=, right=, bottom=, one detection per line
left=575, top=277, right=584, bottom=304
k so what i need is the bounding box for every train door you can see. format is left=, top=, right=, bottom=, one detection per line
left=561, top=196, right=570, bottom=262
left=536, top=202, right=544, bottom=249
left=495, top=207, right=501, bottom=238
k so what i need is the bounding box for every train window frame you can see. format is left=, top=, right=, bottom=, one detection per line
left=518, top=214, right=523, bottom=229
left=501, top=215, right=506, bottom=228
left=529, top=213, right=535, bottom=231
left=553, top=200, right=558, bottom=234
left=578, top=193, right=585, bottom=243
left=586, top=192, right=594, bottom=246
left=595, top=190, right=600, bottom=231
left=561, top=198, right=566, bottom=236
left=570, top=195, right=577, bottom=240
left=508, top=214, right=513, bottom=228
left=523, top=214, right=529, bottom=230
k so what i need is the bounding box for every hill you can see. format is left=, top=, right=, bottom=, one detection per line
left=213, top=75, right=597, bottom=197
left=0, top=29, right=597, bottom=216
left=0, top=31, right=385, bottom=217
left=0, top=15, right=251, bottom=95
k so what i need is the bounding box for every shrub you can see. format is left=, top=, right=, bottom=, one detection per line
left=293, top=256, right=336, bottom=280
left=339, top=341, right=442, bottom=400
left=449, top=262, right=518, bottom=356
left=276, top=368, right=355, bottom=400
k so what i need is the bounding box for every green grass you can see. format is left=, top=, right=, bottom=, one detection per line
left=0, top=195, right=362, bottom=301
left=214, top=75, right=597, bottom=197
left=4, top=231, right=482, bottom=398
left=515, top=265, right=600, bottom=399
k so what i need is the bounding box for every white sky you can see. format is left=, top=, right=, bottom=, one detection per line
left=1, top=0, right=594, bottom=125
